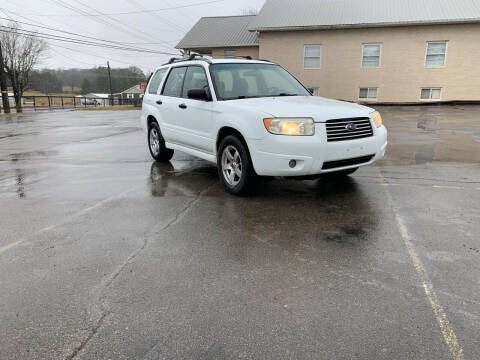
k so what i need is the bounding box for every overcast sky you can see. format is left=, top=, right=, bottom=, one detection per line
left=0, top=0, right=265, bottom=74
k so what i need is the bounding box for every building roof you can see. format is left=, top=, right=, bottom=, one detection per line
left=176, top=15, right=259, bottom=49
left=249, top=0, right=480, bottom=31
left=120, top=85, right=142, bottom=94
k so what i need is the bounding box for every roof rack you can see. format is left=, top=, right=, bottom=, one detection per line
left=164, top=53, right=212, bottom=65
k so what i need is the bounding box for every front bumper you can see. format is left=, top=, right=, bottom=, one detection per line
left=248, top=124, right=387, bottom=176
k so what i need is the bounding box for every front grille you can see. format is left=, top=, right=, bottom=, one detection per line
left=326, top=117, right=373, bottom=142
left=322, top=155, right=375, bottom=170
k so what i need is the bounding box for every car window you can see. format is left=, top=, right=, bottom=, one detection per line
left=262, top=68, right=296, bottom=92
left=182, top=66, right=209, bottom=98
left=211, top=63, right=310, bottom=100
left=148, top=68, right=167, bottom=95
left=213, top=70, right=234, bottom=97
left=162, top=67, right=187, bottom=97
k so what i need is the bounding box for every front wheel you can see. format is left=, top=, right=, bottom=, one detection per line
left=217, top=135, right=256, bottom=196
left=148, top=122, right=174, bottom=162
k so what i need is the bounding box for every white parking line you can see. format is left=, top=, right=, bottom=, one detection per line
left=382, top=175, right=464, bottom=360
left=0, top=240, right=23, bottom=255
left=0, top=187, right=137, bottom=256
left=395, top=215, right=464, bottom=360
left=433, top=185, right=464, bottom=190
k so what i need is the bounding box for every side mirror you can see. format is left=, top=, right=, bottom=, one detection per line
left=187, top=88, right=211, bottom=101
left=307, top=87, right=315, bottom=95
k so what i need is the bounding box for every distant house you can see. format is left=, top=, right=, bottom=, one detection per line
left=113, top=85, right=144, bottom=105
left=117, top=85, right=143, bottom=99
left=177, top=0, right=480, bottom=103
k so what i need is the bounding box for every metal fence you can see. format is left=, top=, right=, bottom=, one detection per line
left=1, top=95, right=142, bottom=112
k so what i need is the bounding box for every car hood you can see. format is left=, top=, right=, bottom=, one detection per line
left=224, top=96, right=374, bottom=122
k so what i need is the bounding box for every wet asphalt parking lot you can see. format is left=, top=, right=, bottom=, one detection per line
left=0, top=106, right=479, bottom=360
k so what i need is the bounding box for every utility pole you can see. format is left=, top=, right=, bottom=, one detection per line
left=107, top=61, right=113, bottom=106
left=0, top=42, right=11, bottom=114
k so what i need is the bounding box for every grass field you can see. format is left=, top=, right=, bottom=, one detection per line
left=0, top=112, right=26, bottom=118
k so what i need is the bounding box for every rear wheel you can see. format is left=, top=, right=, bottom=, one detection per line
left=148, top=122, right=174, bottom=162
left=217, top=135, right=256, bottom=195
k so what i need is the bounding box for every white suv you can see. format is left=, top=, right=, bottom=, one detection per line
left=141, top=55, right=387, bottom=195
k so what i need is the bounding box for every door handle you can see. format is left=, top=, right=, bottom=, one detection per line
left=156, top=100, right=162, bottom=105
left=179, top=103, right=187, bottom=109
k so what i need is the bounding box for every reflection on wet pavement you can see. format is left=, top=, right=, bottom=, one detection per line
left=379, top=105, right=480, bottom=165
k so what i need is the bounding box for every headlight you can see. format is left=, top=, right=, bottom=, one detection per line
left=263, top=118, right=315, bottom=136
left=370, top=111, right=383, bottom=128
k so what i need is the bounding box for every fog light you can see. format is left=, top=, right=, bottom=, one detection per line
left=289, top=160, right=297, bottom=168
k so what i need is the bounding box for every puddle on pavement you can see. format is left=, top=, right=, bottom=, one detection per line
left=0, top=132, right=38, bottom=140
left=150, top=161, right=218, bottom=197
left=0, top=168, right=31, bottom=199
left=8, top=150, right=59, bottom=162
left=148, top=158, right=378, bottom=248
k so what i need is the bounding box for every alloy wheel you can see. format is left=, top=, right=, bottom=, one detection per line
left=149, top=128, right=160, bottom=157
left=221, top=145, right=242, bottom=186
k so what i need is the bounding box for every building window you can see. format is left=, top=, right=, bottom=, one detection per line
left=425, top=41, right=447, bottom=67
left=224, top=50, right=237, bottom=59
left=421, top=88, right=442, bottom=100
left=304, top=45, right=322, bottom=68
left=362, top=44, right=381, bottom=67
left=359, top=87, right=378, bottom=99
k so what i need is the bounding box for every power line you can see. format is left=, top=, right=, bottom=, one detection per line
left=50, top=43, right=137, bottom=67
left=0, top=7, right=177, bottom=67
left=49, top=45, right=152, bottom=77
left=0, top=16, right=174, bottom=53
left=15, top=0, right=225, bottom=17
left=0, top=26, right=178, bottom=55
left=162, top=0, right=195, bottom=22
left=0, top=7, right=172, bottom=71
left=126, top=0, right=188, bottom=33
left=49, top=46, right=100, bottom=66
left=48, top=0, right=178, bottom=51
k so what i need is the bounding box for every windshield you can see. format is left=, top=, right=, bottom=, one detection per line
left=210, top=63, right=311, bottom=100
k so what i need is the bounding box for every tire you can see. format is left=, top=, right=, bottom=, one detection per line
left=217, top=135, right=256, bottom=196
left=148, top=122, right=174, bottom=162
left=323, top=167, right=358, bottom=178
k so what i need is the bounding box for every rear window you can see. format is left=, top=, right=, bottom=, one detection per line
left=148, top=68, right=167, bottom=94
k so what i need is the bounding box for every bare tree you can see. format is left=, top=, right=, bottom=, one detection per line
left=0, top=22, right=47, bottom=112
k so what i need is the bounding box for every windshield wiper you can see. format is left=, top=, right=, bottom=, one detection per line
left=223, top=95, right=261, bottom=100
left=264, top=93, right=300, bottom=97
left=223, top=94, right=300, bottom=100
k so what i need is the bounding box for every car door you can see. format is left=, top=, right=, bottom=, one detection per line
left=159, top=66, right=188, bottom=145
left=143, top=68, right=168, bottom=128
left=175, top=65, right=215, bottom=153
